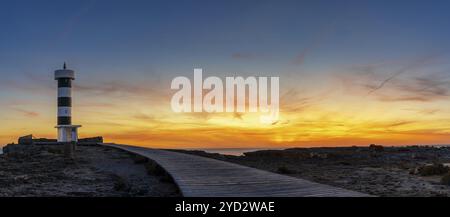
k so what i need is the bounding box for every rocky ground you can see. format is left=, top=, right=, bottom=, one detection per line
left=0, top=144, right=180, bottom=197
left=175, top=145, right=450, bottom=197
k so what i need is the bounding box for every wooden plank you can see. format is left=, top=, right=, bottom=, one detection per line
left=103, top=143, right=370, bottom=197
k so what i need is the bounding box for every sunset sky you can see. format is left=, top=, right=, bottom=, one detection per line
left=1, top=0, right=450, bottom=148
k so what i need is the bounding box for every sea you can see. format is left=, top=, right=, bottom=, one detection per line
left=195, top=148, right=284, bottom=156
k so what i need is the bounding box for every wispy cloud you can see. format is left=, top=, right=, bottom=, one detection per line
left=292, top=23, right=336, bottom=65
left=366, top=54, right=442, bottom=95
left=0, top=71, right=54, bottom=95
left=75, top=81, right=154, bottom=96
left=375, top=74, right=450, bottom=102
left=134, top=113, right=156, bottom=121
left=402, top=108, right=440, bottom=115
left=338, top=54, right=450, bottom=103
left=279, top=88, right=330, bottom=113
left=12, top=108, right=40, bottom=117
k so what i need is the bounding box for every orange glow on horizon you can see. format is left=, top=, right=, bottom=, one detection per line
left=2, top=90, right=450, bottom=149
left=2, top=66, right=450, bottom=149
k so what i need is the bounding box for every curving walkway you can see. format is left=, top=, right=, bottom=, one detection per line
left=103, top=143, right=370, bottom=197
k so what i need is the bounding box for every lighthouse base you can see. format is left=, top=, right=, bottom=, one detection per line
left=55, top=125, right=82, bottom=143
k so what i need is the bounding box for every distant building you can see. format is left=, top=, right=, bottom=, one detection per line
left=18, top=135, right=57, bottom=145
left=18, top=135, right=33, bottom=145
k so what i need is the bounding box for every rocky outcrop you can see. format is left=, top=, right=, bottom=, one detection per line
left=0, top=144, right=181, bottom=197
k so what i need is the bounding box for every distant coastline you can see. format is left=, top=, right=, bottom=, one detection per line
left=196, top=148, right=283, bottom=156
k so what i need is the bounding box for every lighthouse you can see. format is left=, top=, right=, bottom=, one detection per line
left=55, top=63, right=81, bottom=142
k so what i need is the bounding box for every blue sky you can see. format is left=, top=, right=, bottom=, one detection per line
left=1, top=0, right=449, bottom=79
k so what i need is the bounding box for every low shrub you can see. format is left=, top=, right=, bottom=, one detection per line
left=113, top=175, right=130, bottom=191
left=418, top=163, right=449, bottom=176
left=441, top=172, right=450, bottom=185
left=47, top=147, right=63, bottom=155
left=131, top=154, right=148, bottom=164
left=159, top=174, right=174, bottom=183
left=277, top=166, right=296, bottom=174
left=144, top=161, right=165, bottom=176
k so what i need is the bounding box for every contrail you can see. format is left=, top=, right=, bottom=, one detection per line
left=367, top=54, right=440, bottom=95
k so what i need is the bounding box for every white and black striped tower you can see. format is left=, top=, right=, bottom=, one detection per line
left=55, top=63, right=81, bottom=143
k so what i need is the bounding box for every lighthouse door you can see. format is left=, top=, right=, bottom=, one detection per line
left=71, top=128, right=78, bottom=142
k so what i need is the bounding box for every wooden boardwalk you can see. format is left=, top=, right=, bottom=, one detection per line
left=103, top=144, right=369, bottom=197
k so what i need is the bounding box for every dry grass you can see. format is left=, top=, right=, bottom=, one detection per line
left=441, top=173, right=450, bottom=185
